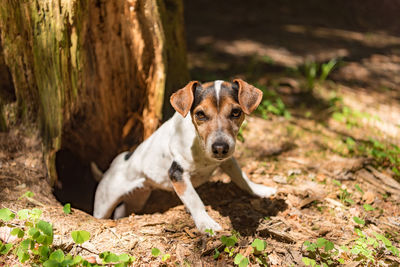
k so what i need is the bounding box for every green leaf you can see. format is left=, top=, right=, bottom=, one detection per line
left=353, top=216, right=365, bottom=225
left=63, top=204, right=71, bottom=215
left=204, top=228, right=215, bottom=236
left=43, top=259, right=61, bottom=267
left=316, top=238, right=327, bottom=248
left=17, top=241, right=31, bottom=263
left=161, top=253, right=171, bottom=261
left=30, top=208, right=43, bottom=221
left=71, top=230, right=90, bottom=244
left=234, top=253, right=249, bottom=267
left=389, top=246, right=399, bottom=257
left=151, top=247, right=161, bottom=257
left=332, top=179, right=341, bottom=187
left=354, top=184, right=364, bottom=194
left=20, top=238, right=32, bottom=250
left=324, top=241, right=334, bottom=252
left=39, top=245, right=50, bottom=260
left=29, top=227, right=40, bottom=239
left=37, top=220, right=53, bottom=236
left=0, top=208, right=15, bottom=222
left=17, top=209, right=30, bottom=220
left=11, top=227, right=25, bottom=238
left=103, top=252, right=119, bottom=263
left=251, top=238, right=267, bottom=252
left=0, top=243, right=13, bottom=255
left=302, top=257, right=316, bottom=266
left=50, top=249, right=65, bottom=262
left=220, top=235, right=238, bottom=247
left=374, top=233, right=392, bottom=247
left=118, top=253, right=130, bottom=262
left=363, top=204, right=374, bottom=211
left=72, top=255, right=83, bottom=264
left=19, top=191, right=34, bottom=200
left=213, top=248, right=220, bottom=259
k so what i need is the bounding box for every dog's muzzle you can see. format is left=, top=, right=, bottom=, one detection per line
left=211, top=141, right=229, bottom=158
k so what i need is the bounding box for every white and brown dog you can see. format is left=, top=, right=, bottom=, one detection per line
left=93, top=79, right=276, bottom=232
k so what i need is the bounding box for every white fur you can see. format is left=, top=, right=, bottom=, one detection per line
left=214, top=80, right=223, bottom=104
left=93, top=81, right=277, bottom=233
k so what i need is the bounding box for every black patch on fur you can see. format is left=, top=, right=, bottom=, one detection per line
left=124, top=151, right=133, bottom=161
left=192, top=84, right=217, bottom=110
left=220, top=82, right=239, bottom=103
left=168, top=161, right=183, bottom=182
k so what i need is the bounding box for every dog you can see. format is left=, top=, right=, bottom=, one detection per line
left=93, top=79, right=277, bottom=232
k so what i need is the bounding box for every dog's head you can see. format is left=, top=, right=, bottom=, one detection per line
left=170, top=79, right=263, bottom=161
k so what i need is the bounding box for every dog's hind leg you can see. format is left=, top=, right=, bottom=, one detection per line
left=113, top=187, right=151, bottom=219
left=221, top=157, right=277, bottom=198
left=93, top=168, right=146, bottom=219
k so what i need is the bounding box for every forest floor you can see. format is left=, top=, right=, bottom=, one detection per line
left=1, top=1, right=400, bottom=266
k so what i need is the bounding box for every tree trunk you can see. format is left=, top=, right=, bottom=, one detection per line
left=0, top=0, right=188, bottom=212
left=0, top=35, right=15, bottom=132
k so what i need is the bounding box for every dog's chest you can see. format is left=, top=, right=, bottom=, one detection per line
left=189, top=161, right=219, bottom=188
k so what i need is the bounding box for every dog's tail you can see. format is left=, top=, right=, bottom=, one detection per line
left=90, top=162, right=103, bottom=182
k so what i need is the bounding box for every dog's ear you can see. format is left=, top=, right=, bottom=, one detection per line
left=170, top=81, right=199, bottom=117
left=233, top=79, right=263, bottom=115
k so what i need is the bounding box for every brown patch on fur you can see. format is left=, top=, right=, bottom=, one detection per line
left=192, top=96, right=218, bottom=144
left=170, top=81, right=198, bottom=117
left=233, top=79, right=263, bottom=114
left=219, top=96, right=245, bottom=136
left=172, top=181, right=187, bottom=196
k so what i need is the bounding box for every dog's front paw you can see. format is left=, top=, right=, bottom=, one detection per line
left=193, top=213, right=222, bottom=233
left=250, top=183, right=277, bottom=198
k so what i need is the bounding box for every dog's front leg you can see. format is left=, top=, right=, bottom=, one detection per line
left=221, top=157, right=277, bottom=198
left=168, top=161, right=222, bottom=233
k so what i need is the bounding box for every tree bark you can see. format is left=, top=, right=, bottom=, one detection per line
left=0, top=0, right=188, bottom=185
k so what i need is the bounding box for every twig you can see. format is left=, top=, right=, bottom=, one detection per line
left=25, top=197, right=45, bottom=207
left=77, top=245, right=99, bottom=255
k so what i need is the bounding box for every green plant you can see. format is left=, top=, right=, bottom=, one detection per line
left=301, top=58, right=337, bottom=91
left=213, top=234, right=268, bottom=266
left=343, top=137, right=400, bottom=178
left=332, top=180, right=354, bottom=205
left=332, top=106, right=374, bottom=129
left=302, top=238, right=342, bottom=266
left=63, top=203, right=71, bottom=215
left=255, top=85, right=291, bottom=120
left=151, top=247, right=171, bottom=262
left=350, top=228, right=399, bottom=265
left=0, top=205, right=137, bottom=266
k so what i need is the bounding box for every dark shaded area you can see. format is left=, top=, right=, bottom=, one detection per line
left=141, top=181, right=287, bottom=236
left=54, top=148, right=98, bottom=214
left=0, top=35, right=16, bottom=131
left=184, top=0, right=400, bottom=97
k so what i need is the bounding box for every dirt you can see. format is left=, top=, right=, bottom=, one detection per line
left=1, top=1, right=400, bottom=266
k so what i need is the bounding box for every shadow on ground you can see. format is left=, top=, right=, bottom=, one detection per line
left=141, top=181, right=287, bottom=236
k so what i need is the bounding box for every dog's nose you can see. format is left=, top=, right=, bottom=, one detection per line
left=212, top=142, right=229, bottom=157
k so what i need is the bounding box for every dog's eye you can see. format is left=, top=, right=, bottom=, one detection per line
left=231, top=108, right=242, bottom=118
left=195, top=111, right=207, bottom=121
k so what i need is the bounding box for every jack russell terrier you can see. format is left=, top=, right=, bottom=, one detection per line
left=93, top=79, right=277, bottom=232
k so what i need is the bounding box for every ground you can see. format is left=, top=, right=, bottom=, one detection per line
left=1, top=1, right=400, bottom=266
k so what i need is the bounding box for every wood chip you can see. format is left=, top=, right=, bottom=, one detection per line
left=183, top=227, right=197, bottom=238
left=257, top=226, right=296, bottom=243
left=356, top=169, right=400, bottom=196
left=362, top=191, right=376, bottom=204
left=366, top=166, right=400, bottom=191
